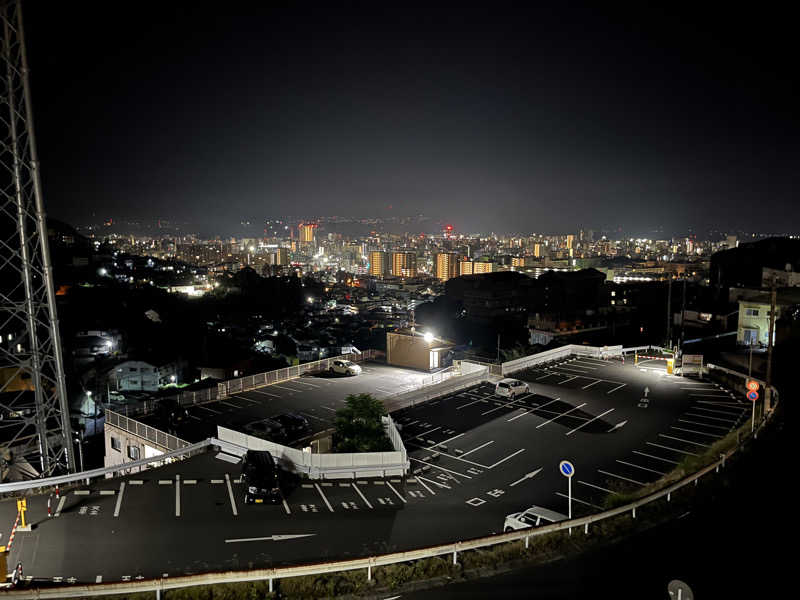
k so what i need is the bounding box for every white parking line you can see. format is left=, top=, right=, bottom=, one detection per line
left=351, top=482, right=373, bottom=508
left=283, top=499, right=291, bottom=515
left=598, top=469, right=645, bottom=486
left=314, top=483, right=334, bottom=512
left=225, top=473, right=238, bottom=516
left=616, top=460, right=665, bottom=476
left=566, top=408, right=615, bottom=436
left=273, top=384, right=305, bottom=392
left=558, top=376, right=579, bottom=385
left=693, top=403, right=743, bottom=414
left=536, top=372, right=557, bottom=380
left=689, top=392, right=731, bottom=397
left=432, top=432, right=465, bottom=447
left=606, top=383, right=626, bottom=394
left=418, top=475, right=451, bottom=490
left=459, top=440, right=494, bottom=457
left=250, top=389, right=280, bottom=398
left=175, top=475, right=181, bottom=517
left=487, top=448, right=525, bottom=469
left=646, top=442, right=698, bottom=456
left=536, top=402, right=587, bottom=429
left=197, top=405, right=222, bottom=414
left=678, top=419, right=729, bottom=430
left=457, top=397, right=487, bottom=410
left=231, top=394, right=260, bottom=405
left=55, top=495, right=66, bottom=517
left=408, top=426, right=441, bottom=440
left=632, top=450, right=679, bottom=465
left=413, top=477, right=435, bottom=495
left=582, top=380, right=602, bottom=389
left=569, top=360, right=600, bottom=369
left=386, top=481, right=406, bottom=503
left=409, top=457, right=472, bottom=478
left=671, top=426, right=722, bottom=439
left=578, top=480, right=616, bottom=495
left=659, top=434, right=710, bottom=447
left=555, top=492, right=603, bottom=510
left=686, top=411, right=738, bottom=423
left=295, top=381, right=320, bottom=388
left=114, top=482, right=126, bottom=517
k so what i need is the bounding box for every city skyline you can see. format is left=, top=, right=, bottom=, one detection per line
left=24, top=2, right=797, bottom=235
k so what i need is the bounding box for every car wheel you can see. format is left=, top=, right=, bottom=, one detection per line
left=329, top=367, right=334, bottom=374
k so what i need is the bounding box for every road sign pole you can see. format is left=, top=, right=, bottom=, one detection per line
left=568, top=476, right=572, bottom=520
left=751, top=398, right=756, bottom=433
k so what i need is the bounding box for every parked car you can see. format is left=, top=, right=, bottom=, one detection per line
left=504, top=506, right=568, bottom=532
left=243, top=417, right=287, bottom=442
left=273, top=412, right=310, bottom=438
left=241, top=450, right=282, bottom=504
left=329, top=359, right=362, bottom=376
left=495, top=378, right=530, bottom=398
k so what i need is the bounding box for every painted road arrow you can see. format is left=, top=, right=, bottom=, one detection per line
left=607, top=420, right=628, bottom=433
left=225, top=534, right=316, bottom=544
left=509, top=468, right=543, bottom=487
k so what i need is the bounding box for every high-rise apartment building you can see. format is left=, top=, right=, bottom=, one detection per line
left=473, top=261, right=495, bottom=274
left=369, top=251, right=390, bottom=277
left=392, top=251, right=417, bottom=277
left=298, top=223, right=315, bottom=244
left=435, top=252, right=459, bottom=282
left=460, top=260, right=474, bottom=276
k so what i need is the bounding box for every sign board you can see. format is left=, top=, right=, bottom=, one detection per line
left=559, top=460, right=575, bottom=478
left=747, top=390, right=759, bottom=402
left=746, top=380, right=760, bottom=392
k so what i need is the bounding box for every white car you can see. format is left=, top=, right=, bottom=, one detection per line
left=330, top=359, right=362, bottom=376
left=504, top=506, right=568, bottom=532
left=495, top=378, right=530, bottom=398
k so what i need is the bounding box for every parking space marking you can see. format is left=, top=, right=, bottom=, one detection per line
left=409, top=458, right=472, bottom=478
left=686, top=410, right=739, bottom=422
left=578, top=480, right=616, bottom=495
left=197, top=405, right=222, bottom=414
left=555, top=492, right=603, bottom=510
left=693, top=403, right=743, bottom=415
left=606, top=383, right=626, bottom=394
left=536, top=402, right=587, bottom=429
left=283, top=499, right=291, bottom=515
left=558, top=376, right=579, bottom=385
left=407, top=442, right=488, bottom=469
left=432, top=432, right=465, bottom=447
left=689, top=392, right=731, bottom=397
left=273, top=384, right=305, bottom=392
left=598, top=470, right=645, bottom=486
left=487, top=448, right=525, bottom=469
left=695, top=399, right=745, bottom=408
left=459, top=440, right=494, bottom=457
left=250, top=389, right=280, bottom=398
left=225, top=473, right=238, bottom=516
left=647, top=442, right=698, bottom=456
left=506, top=397, right=560, bottom=422
left=678, top=419, right=729, bottom=431
left=671, top=426, right=721, bottom=439
left=569, top=360, right=600, bottom=369
left=386, top=482, right=406, bottom=503
left=231, top=394, right=260, bottom=405
left=407, top=426, right=441, bottom=441
left=659, top=434, right=710, bottom=447
left=616, top=460, right=665, bottom=476
left=314, top=483, right=335, bottom=512
left=566, top=408, right=614, bottom=436
left=536, top=372, right=558, bottom=380
left=295, top=380, right=320, bottom=388
left=457, top=397, right=487, bottom=410
left=220, top=400, right=242, bottom=409
left=481, top=396, right=529, bottom=416
left=633, top=450, right=679, bottom=465
left=321, top=406, right=337, bottom=412
left=414, top=478, right=435, bottom=495
left=582, top=380, right=602, bottom=389
left=113, top=482, right=126, bottom=518
left=351, top=482, right=373, bottom=508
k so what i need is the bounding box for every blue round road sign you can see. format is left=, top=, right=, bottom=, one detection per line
left=559, top=460, right=575, bottom=478
left=747, top=390, right=759, bottom=401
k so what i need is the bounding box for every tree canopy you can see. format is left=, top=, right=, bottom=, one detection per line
left=333, top=394, right=392, bottom=453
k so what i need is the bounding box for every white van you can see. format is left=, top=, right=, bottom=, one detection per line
left=495, top=378, right=530, bottom=398
left=504, top=506, right=568, bottom=532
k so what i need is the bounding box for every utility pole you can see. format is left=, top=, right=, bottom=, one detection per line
left=764, top=284, right=777, bottom=413
left=666, top=278, right=672, bottom=348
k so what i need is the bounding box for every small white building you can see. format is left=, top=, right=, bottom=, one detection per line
left=108, top=360, right=160, bottom=392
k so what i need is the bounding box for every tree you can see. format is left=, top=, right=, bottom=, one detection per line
left=333, top=394, right=392, bottom=453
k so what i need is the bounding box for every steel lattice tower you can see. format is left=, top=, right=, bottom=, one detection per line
left=0, top=0, right=74, bottom=477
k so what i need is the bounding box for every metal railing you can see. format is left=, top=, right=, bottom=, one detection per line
left=105, top=410, right=191, bottom=452
left=6, top=382, right=777, bottom=598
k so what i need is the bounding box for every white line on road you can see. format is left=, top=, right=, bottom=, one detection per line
left=509, top=468, right=542, bottom=487
left=566, top=408, right=615, bottom=436
left=98, top=490, right=116, bottom=496
left=413, top=477, right=435, bottom=495
left=74, top=490, right=90, bottom=495
left=314, top=483, right=334, bottom=512
left=409, top=458, right=472, bottom=478
left=320, top=406, right=337, bottom=412
left=646, top=442, right=698, bottom=456
left=386, top=481, right=406, bottom=503
left=460, top=440, right=494, bottom=457
left=678, top=419, right=729, bottom=430
left=220, top=400, right=241, bottom=409
left=408, top=426, right=441, bottom=440
left=250, top=389, right=280, bottom=398
left=488, top=448, right=526, bottom=469
left=606, top=383, right=626, bottom=394
left=686, top=411, right=738, bottom=423
left=231, top=394, right=260, bottom=404
left=632, top=450, right=679, bottom=465
left=225, top=534, right=316, bottom=543
left=432, top=432, right=465, bottom=447
left=555, top=492, right=603, bottom=510
left=578, top=480, right=616, bottom=495
left=671, top=426, right=722, bottom=438
left=582, top=380, right=602, bottom=389
left=536, top=403, right=587, bottom=429
left=616, top=460, right=665, bottom=475
left=659, top=434, right=710, bottom=448
left=225, top=473, right=238, bottom=516
left=417, top=475, right=451, bottom=490
left=597, top=469, right=645, bottom=486
left=283, top=499, right=291, bottom=515
left=273, top=384, right=305, bottom=392
left=197, top=405, right=222, bottom=414
left=558, top=376, right=579, bottom=385
left=114, top=482, right=126, bottom=517
left=352, top=482, right=374, bottom=508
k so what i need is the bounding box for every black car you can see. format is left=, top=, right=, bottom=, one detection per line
left=241, top=450, right=282, bottom=504
left=243, top=417, right=287, bottom=442
left=273, top=412, right=310, bottom=438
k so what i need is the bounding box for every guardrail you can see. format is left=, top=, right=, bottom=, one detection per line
left=382, top=366, right=490, bottom=412
left=501, top=344, right=623, bottom=375
left=105, top=410, right=191, bottom=453
left=7, top=379, right=777, bottom=598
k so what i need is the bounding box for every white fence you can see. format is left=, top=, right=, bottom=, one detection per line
left=105, top=410, right=190, bottom=452
left=216, top=415, right=408, bottom=479
left=218, top=349, right=381, bottom=398
left=382, top=365, right=490, bottom=412
left=501, top=344, right=623, bottom=375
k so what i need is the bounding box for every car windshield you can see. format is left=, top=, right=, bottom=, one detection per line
left=342, top=361, right=353, bottom=366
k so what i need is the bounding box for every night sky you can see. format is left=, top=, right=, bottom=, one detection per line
left=23, top=1, right=797, bottom=236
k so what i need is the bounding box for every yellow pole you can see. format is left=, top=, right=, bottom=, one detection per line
left=16, top=499, right=27, bottom=528
left=634, top=351, right=638, bottom=365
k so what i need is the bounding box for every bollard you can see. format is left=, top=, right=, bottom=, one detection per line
left=584, top=522, right=589, bottom=535
left=632, top=507, right=636, bottom=519
left=452, top=550, right=457, bottom=565
left=525, top=536, right=529, bottom=549
left=367, top=565, right=371, bottom=581
left=667, top=492, right=671, bottom=502
left=47, top=496, right=52, bottom=518
left=269, top=578, right=273, bottom=593
left=55, top=485, right=60, bottom=499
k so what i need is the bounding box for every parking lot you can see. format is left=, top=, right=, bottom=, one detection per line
left=139, top=362, right=431, bottom=445
left=2, top=355, right=749, bottom=584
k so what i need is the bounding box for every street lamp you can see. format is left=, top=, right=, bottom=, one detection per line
left=423, top=332, right=434, bottom=343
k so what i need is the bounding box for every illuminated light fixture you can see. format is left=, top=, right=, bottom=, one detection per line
left=423, top=332, right=434, bottom=343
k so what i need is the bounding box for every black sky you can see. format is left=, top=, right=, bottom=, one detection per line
left=23, top=1, right=798, bottom=236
